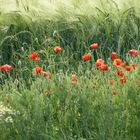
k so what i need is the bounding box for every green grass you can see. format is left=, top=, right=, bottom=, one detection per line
left=0, top=54, right=140, bottom=139
left=0, top=62, right=140, bottom=139
left=0, top=0, right=140, bottom=139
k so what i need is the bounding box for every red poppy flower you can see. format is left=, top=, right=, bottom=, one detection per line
left=128, top=49, right=139, bottom=56
left=125, top=66, right=133, bottom=71
left=111, top=52, right=117, bottom=59
left=30, top=52, right=39, bottom=60
left=0, top=64, right=12, bottom=72
left=113, top=59, right=122, bottom=67
left=71, top=74, right=77, bottom=84
left=54, top=46, right=62, bottom=53
left=120, top=77, right=127, bottom=84
left=90, top=43, right=99, bottom=49
left=34, top=67, right=42, bottom=74
left=95, top=59, right=105, bottom=68
left=42, top=71, right=51, bottom=78
left=82, top=54, right=91, bottom=61
left=99, top=64, right=108, bottom=71
left=116, top=70, right=124, bottom=77
left=131, top=64, right=137, bottom=69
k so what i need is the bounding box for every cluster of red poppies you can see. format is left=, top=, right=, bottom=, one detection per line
left=0, top=64, right=12, bottom=72
left=82, top=43, right=139, bottom=83
left=82, top=43, right=139, bottom=62
left=0, top=43, right=139, bottom=85
left=29, top=46, right=62, bottom=77
left=29, top=52, right=40, bottom=62
left=34, top=67, right=51, bottom=78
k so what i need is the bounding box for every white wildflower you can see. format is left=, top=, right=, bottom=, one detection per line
left=5, top=116, right=13, bottom=123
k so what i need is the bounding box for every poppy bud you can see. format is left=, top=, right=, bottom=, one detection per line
left=90, top=43, right=99, bottom=49
left=82, top=54, right=91, bottom=61
left=54, top=46, right=62, bottom=53
left=111, top=52, right=117, bottom=59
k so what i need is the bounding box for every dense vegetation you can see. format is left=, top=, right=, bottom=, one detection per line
left=0, top=0, right=140, bottom=140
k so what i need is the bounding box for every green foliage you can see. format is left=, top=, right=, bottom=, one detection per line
left=0, top=65, right=140, bottom=139
left=0, top=1, right=140, bottom=139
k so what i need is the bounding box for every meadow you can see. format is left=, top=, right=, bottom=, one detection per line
left=0, top=0, right=140, bottom=140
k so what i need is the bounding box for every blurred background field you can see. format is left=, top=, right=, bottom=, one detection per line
left=0, top=0, right=140, bottom=68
